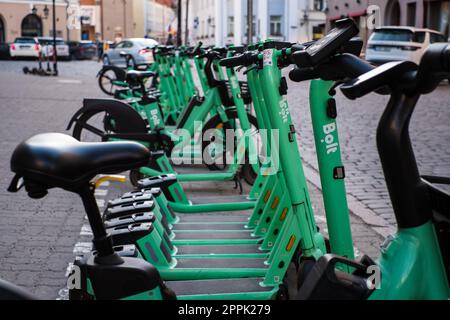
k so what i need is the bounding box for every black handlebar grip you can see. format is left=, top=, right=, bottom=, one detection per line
left=192, top=41, right=203, bottom=56
left=289, top=67, right=319, bottom=82
left=418, top=43, right=450, bottom=76
left=219, top=52, right=255, bottom=68
left=331, top=53, right=374, bottom=78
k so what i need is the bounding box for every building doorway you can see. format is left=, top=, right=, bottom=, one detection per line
left=385, top=0, right=401, bottom=26
left=0, top=16, right=5, bottom=42
left=21, top=14, right=43, bottom=37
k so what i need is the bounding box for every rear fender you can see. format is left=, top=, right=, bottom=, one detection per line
left=67, top=98, right=147, bottom=134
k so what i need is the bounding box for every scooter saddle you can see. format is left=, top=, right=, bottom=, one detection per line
left=9, top=133, right=149, bottom=195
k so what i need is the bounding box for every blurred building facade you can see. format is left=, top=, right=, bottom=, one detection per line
left=146, top=0, right=176, bottom=43
left=0, top=0, right=81, bottom=42
left=79, top=0, right=100, bottom=40
left=181, top=0, right=327, bottom=46
left=0, top=0, right=329, bottom=45
left=326, top=0, right=450, bottom=45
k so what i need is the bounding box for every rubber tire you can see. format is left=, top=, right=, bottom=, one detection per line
left=72, top=110, right=110, bottom=142
left=242, top=156, right=258, bottom=186
left=276, top=283, right=290, bottom=301
left=73, top=110, right=175, bottom=153
left=297, top=259, right=316, bottom=291
left=98, top=68, right=120, bottom=96
left=129, top=169, right=144, bottom=187
left=201, top=110, right=259, bottom=175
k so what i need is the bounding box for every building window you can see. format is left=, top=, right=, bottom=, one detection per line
left=0, top=16, right=5, bottom=43
left=227, top=16, right=234, bottom=37
left=21, top=14, right=43, bottom=37
left=270, top=15, right=282, bottom=37
left=210, top=17, right=215, bottom=37
left=407, top=2, right=416, bottom=27
left=313, top=0, right=324, bottom=11
left=245, top=15, right=256, bottom=37
left=312, top=25, right=325, bottom=40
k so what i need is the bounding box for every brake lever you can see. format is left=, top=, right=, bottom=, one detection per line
left=7, top=174, right=24, bottom=193
left=328, top=80, right=347, bottom=96
left=236, top=65, right=245, bottom=73
left=243, top=65, right=257, bottom=75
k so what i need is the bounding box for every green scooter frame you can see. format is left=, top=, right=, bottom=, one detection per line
left=97, top=45, right=327, bottom=289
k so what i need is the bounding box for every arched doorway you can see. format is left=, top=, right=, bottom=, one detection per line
left=385, top=0, right=401, bottom=26
left=0, top=15, right=5, bottom=43
left=21, top=14, right=42, bottom=37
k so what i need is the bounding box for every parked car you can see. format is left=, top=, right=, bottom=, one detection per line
left=366, top=26, right=448, bottom=65
left=67, top=41, right=97, bottom=60
left=9, top=37, right=40, bottom=59
left=102, top=38, right=158, bottom=66
left=37, top=37, right=70, bottom=60
left=0, top=43, right=11, bottom=60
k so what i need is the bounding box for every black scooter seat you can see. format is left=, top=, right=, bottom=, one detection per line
left=10, top=133, right=149, bottom=190
left=126, top=70, right=156, bottom=83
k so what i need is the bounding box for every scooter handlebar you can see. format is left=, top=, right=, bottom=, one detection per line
left=190, top=42, right=203, bottom=56
left=330, top=53, right=374, bottom=79
left=219, top=52, right=257, bottom=68
left=288, top=67, right=319, bottom=82
left=289, top=53, right=374, bottom=83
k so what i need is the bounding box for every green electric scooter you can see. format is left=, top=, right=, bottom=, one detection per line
left=296, top=43, right=450, bottom=300
left=91, top=21, right=362, bottom=288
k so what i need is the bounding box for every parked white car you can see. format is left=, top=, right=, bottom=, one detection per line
left=103, top=38, right=158, bottom=66
left=9, top=37, right=41, bottom=59
left=37, top=37, right=70, bottom=60
left=366, top=26, right=448, bottom=65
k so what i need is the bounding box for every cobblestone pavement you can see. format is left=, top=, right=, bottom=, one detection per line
left=0, top=60, right=102, bottom=299
left=2, top=59, right=446, bottom=299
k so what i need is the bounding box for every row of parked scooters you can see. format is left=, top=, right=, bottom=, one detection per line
left=3, top=19, right=450, bottom=300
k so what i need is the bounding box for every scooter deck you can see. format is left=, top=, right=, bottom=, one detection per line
left=176, top=244, right=265, bottom=255
left=173, top=223, right=248, bottom=230
left=174, top=230, right=255, bottom=240
left=190, top=195, right=251, bottom=204
left=174, top=257, right=267, bottom=269
left=168, top=278, right=275, bottom=297
left=177, top=214, right=250, bottom=223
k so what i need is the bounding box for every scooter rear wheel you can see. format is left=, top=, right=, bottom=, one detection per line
left=202, top=110, right=260, bottom=185
left=98, top=69, right=122, bottom=96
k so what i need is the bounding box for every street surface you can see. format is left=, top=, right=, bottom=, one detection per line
left=0, top=59, right=448, bottom=298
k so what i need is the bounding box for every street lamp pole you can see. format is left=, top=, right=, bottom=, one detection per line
left=52, top=0, right=58, bottom=76
left=177, top=0, right=182, bottom=46
left=184, top=0, right=189, bottom=45
left=247, top=0, right=253, bottom=44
